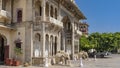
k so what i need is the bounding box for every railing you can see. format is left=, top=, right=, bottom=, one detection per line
left=34, top=16, right=42, bottom=23
left=33, top=16, right=42, bottom=31
left=47, top=17, right=63, bottom=27
left=34, top=16, right=63, bottom=27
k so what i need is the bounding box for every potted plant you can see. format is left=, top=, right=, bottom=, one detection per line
left=13, top=47, right=23, bottom=66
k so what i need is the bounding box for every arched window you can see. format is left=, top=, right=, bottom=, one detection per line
left=35, top=33, right=41, bottom=41
left=67, top=22, right=71, bottom=31
left=46, top=2, right=49, bottom=17
left=50, top=6, right=53, bottom=17
left=35, top=0, right=42, bottom=16
left=55, top=8, right=57, bottom=19
left=17, top=10, right=22, bottom=22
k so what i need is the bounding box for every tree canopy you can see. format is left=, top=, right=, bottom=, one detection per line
left=80, top=32, right=120, bottom=52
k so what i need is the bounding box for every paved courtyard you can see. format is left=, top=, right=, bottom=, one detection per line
left=0, top=54, right=120, bottom=68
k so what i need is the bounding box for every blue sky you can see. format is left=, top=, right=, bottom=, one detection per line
left=75, top=0, right=120, bottom=33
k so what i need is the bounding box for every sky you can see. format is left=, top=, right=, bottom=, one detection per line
left=75, top=0, right=120, bottom=33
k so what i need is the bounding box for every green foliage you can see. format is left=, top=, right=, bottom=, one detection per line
left=14, top=47, right=23, bottom=56
left=80, top=32, right=120, bottom=52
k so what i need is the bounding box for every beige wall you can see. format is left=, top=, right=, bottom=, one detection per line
left=13, top=0, right=27, bottom=22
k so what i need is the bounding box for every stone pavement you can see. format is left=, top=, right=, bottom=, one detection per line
left=0, top=54, right=120, bottom=68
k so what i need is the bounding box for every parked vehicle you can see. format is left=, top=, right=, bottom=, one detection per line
left=88, top=51, right=111, bottom=58
left=96, top=51, right=111, bottom=58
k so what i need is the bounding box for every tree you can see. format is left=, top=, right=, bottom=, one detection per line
left=79, top=32, right=120, bottom=52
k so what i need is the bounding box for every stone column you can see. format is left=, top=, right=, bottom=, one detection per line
left=58, top=32, right=61, bottom=51
left=42, top=0, right=46, bottom=21
left=32, top=0, right=35, bottom=22
left=71, top=22, right=75, bottom=59
left=0, top=0, right=2, bottom=10
left=58, top=3, right=61, bottom=21
left=25, top=22, right=33, bottom=64
left=41, top=0, right=46, bottom=58
left=62, top=30, right=66, bottom=51
left=48, top=35, right=50, bottom=57
left=42, top=23, right=46, bottom=57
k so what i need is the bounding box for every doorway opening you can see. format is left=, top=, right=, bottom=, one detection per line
left=0, top=35, right=5, bottom=64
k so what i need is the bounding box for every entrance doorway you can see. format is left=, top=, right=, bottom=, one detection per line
left=0, top=35, right=5, bottom=64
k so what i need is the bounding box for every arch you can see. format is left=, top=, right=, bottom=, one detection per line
left=35, top=0, right=42, bottom=16
left=35, top=33, right=41, bottom=42
left=0, top=34, right=7, bottom=63
left=62, top=16, right=72, bottom=31
left=0, top=34, right=7, bottom=45
left=61, top=16, right=72, bottom=52
left=33, top=33, right=41, bottom=57
left=45, top=34, right=49, bottom=56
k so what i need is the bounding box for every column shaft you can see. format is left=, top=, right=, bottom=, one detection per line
left=42, top=0, right=46, bottom=21
left=42, top=23, right=45, bottom=57
left=72, top=23, right=75, bottom=59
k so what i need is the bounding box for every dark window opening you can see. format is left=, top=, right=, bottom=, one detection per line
left=55, top=8, right=57, bottom=19
left=2, top=0, right=6, bottom=10
left=17, top=10, right=22, bottom=22
left=16, top=43, right=21, bottom=48
left=50, top=6, right=53, bottom=17
left=39, top=6, right=42, bottom=16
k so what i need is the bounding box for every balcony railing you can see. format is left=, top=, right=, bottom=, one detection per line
left=47, top=17, right=63, bottom=27
left=34, top=16, right=42, bottom=23
left=0, top=10, right=10, bottom=19
left=34, top=16, right=63, bottom=28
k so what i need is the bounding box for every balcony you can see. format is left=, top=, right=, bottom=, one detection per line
left=34, top=16, right=63, bottom=27
left=34, top=16, right=42, bottom=23
left=47, top=17, right=63, bottom=28
left=76, top=30, right=82, bottom=36
left=0, top=10, right=10, bottom=22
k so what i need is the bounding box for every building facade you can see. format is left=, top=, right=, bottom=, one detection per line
left=0, top=0, right=87, bottom=65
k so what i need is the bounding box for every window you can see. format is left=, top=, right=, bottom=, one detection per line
left=15, top=38, right=22, bottom=49
left=35, top=33, right=41, bottom=41
left=16, top=43, right=21, bottom=48
left=50, top=6, right=53, bottom=17
left=67, top=22, right=71, bottom=31
left=39, top=6, right=42, bottom=16
left=46, top=2, right=49, bottom=17
left=17, top=9, right=22, bottom=22
left=2, top=0, right=6, bottom=10
left=55, top=8, right=57, bottom=19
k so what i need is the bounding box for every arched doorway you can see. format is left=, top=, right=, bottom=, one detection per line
left=34, top=33, right=41, bottom=57
left=0, top=34, right=7, bottom=64
left=50, top=36, right=53, bottom=56
left=45, top=34, right=49, bottom=57
left=54, top=37, right=57, bottom=55
left=62, top=16, right=72, bottom=54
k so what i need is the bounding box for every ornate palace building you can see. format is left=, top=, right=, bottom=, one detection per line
left=80, top=22, right=89, bottom=35
left=0, top=0, right=88, bottom=65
